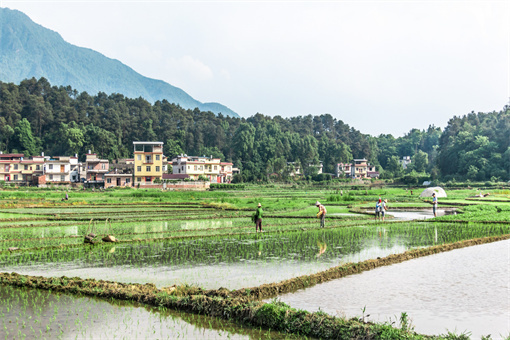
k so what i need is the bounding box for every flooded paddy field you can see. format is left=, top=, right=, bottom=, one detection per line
left=275, top=239, right=510, bottom=339
left=1, top=223, right=507, bottom=290
left=0, top=285, right=298, bottom=339
left=1, top=186, right=510, bottom=339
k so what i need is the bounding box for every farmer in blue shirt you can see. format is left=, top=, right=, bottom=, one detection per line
left=432, top=193, right=438, bottom=217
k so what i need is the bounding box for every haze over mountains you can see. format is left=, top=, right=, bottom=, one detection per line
left=0, top=7, right=239, bottom=118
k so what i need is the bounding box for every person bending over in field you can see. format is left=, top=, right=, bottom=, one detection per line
left=253, top=203, right=263, bottom=232
left=316, top=201, right=327, bottom=228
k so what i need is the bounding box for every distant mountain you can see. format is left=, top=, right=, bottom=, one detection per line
left=0, top=7, right=239, bottom=118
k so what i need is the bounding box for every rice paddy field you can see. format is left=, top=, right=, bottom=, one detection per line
left=0, top=184, right=509, bottom=339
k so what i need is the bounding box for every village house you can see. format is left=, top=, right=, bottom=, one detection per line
left=399, top=156, right=412, bottom=169
left=336, top=159, right=379, bottom=179
left=133, top=141, right=164, bottom=186
left=84, top=152, right=109, bottom=184
left=0, top=153, right=25, bottom=183
left=351, top=158, right=379, bottom=179
left=172, top=154, right=234, bottom=183
left=44, top=156, right=80, bottom=183
left=335, top=162, right=352, bottom=177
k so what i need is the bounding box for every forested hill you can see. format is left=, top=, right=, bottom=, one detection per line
left=0, top=7, right=239, bottom=118
left=1, top=78, right=509, bottom=182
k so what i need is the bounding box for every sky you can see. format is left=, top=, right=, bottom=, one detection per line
left=2, top=0, right=509, bottom=137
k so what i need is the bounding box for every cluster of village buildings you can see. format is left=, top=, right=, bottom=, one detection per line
left=0, top=142, right=237, bottom=188
left=0, top=141, right=395, bottom=188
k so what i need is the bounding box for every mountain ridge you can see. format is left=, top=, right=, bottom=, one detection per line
left=0, top=7, right=239, bottom=117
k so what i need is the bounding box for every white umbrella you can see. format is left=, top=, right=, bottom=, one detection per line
left=419, top=186, right=447, bottom=198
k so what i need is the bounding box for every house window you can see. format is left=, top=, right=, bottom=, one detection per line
left=156, top=155, right=160, bottom=161
left=137, top=177, right=141, bottom=182
left=145, top=177, right=152, bottom=182
left=126, top=178, right=130, bottom=183
left=49, top=174, right=53, bottom=180
left=14, top=164, right=18, bottom=170
left=137, top=155, right=141, bottom=161
left=137, top=166, right=141, bottom=172
left=194, top=165, right=197, bottom=170
left=145, top=156, right=152, bottom=163
left=214, top=166, right=217, bottom=170
left=101, top=163, right=105, bottom=170
left=13, top=175, right=18, bottom=181
left=24, top=165, right=28, bottom=170
left=156, top=166, right=160, bottom=172
left=146, top=166, right=151, bottom=172
left=61, top=175, right=65, bottom=181
left=49, top=164, right=53, bottom=170
left=107, top=178, right=112, bottom=184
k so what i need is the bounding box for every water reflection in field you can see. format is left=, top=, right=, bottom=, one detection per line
left=2, top=222, right=504, bottom=290
left=276, top=240, right=510, bottom=339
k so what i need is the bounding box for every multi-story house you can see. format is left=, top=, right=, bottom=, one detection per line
left=0, top=153, right=24, bottom=183
left=335, top=162, right=352, bottom=177
left=220, top=162, right=234, bottom=183
left=21, top=155, right=45, bottom=184
left=85, top=153, right=109, bottom=183
left=44, top=156, right=80, bottom=183
left=350, top=158, right=379, bottom=179
left=399, top=156, right=412, bottom=169
left=172, top=154, right=233, bottom=183
left=0, top=153, right=46, bottom=185
left=133, top=141, right=164, bottom=185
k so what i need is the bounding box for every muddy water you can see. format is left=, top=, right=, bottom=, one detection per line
left=0, top=285, right=295, bottom=339
left=275, top=239, right=510, bottom=339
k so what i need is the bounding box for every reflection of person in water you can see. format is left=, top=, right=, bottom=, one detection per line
left=316, top=241, right=327, bottom=258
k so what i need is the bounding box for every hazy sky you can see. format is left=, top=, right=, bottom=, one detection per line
left=2, top=0, right=509, bottom=136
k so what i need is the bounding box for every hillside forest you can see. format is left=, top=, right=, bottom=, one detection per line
left=0, top=78, right=509, bottom=183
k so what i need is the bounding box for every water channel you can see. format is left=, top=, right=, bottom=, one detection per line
left=275, top=239, right=510, bottom=339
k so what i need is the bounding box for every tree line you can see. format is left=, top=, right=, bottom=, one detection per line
left=0, top=78, right=508, bottom=182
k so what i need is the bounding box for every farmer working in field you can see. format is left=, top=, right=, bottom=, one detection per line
left=432, top=192, right=438, bottom=217
left=253, top=203, right=263, bottom=232
left=316, top=201, right=327, bottom=228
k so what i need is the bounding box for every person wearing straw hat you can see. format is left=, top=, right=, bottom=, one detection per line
left=253, top=203, right=263, bottom=232
left=316, top=201, right=327, bottom=228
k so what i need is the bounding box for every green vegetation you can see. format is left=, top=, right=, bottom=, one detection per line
left=2, top=77, right=509, bottom=182
left=0, top=185, right=508, bottom=338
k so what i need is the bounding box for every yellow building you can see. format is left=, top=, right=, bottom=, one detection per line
left=133, top=141, right=164, bottom=185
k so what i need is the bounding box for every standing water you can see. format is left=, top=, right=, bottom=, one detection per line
left=276, top=240, right=510, bottom=338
